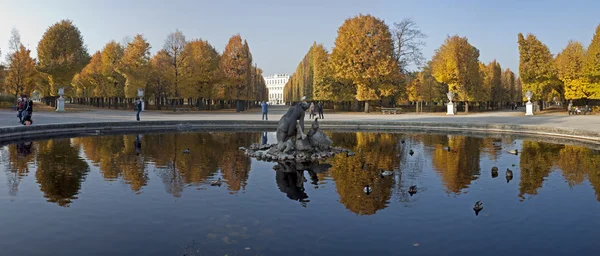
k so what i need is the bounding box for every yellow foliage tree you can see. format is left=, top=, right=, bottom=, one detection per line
left=72, top=51, right=103, bottom=98
left=430, top=35, right=482, bottom=112
left=583, top=25, right=600, bottom=99
left=99, top=41, right=125, bottom=98
left=220, top=34, right=252, bottom=111
left=180, top=39, right=221, bottom=101
left=330, top=14, right=401, bottom=112
left=147, top=50, right=172, bottom=108
left=517, top=33, right=562, bottom=102
left=37, top=20, right=90, bottom=96
left=6, top=45, right=38, bottom=97
left=116, top=34, right=151, bottom=98
left=555, top=41, right=588, bottom=99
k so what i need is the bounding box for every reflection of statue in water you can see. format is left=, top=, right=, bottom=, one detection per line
left=242, top=97, right=350, bottom=162
left=273, top=160, right=332, bottom=207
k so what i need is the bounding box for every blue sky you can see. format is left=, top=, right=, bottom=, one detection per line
left=0, top=0, right=598, bottom=76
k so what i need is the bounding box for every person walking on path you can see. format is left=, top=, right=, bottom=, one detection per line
left=135, top=99, right=142, bottom=121
left=309, top=102, right=316, bottom=119
left=261, top=101, right=269, bottom=120
left=318, top=102, right=324, bottom=119
left=568, top=100, right=573, bottom=115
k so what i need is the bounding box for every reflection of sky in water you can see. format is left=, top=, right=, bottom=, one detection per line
left=1, top=132, right=600, bottom=255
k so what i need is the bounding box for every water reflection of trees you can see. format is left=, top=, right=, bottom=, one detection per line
left=73, top=135, right=148, bottom=193
left=75, top=132, right=258, bottom=197
left=517, top=141, right=600, bottom=201
left=538, top=143, right=600, bottom=201
left=4, top=142, right=35, bottom=196
left=518, top=141, right=561, bottom=199
left=7, top=132, right=600, bottom=207
left=429, top=135, right=482, bottom=194
left=35, top=139, right=90, bottom=207
left=329, top=133, right=398, bottom=215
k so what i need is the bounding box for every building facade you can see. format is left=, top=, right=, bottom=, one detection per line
left=263, top=74, right=289, bottom=105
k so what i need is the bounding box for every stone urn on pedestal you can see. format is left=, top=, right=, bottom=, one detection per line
left=525, top=90, right=534, bottom=116
left=56, top=87, right=65, bottom=112
left=446, top=91, right=456, bottom=115
left=137, top=88, right=145, bottom=112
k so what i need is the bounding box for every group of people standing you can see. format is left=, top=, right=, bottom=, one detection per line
left=16, top=95, right=33, bottom=126
left=260, top=101, right=325, bottom=121
left=308, top=102, right=324, bottom=119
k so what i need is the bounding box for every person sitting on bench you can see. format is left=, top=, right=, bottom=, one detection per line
left=583, top=105, right=591, bottom=115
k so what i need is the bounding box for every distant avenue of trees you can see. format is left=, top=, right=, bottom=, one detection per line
left=283, top=14, right=600, bottom=112
left=0, top=20, right=267, bottom=111
left=3, top=16, right=600, bottom=112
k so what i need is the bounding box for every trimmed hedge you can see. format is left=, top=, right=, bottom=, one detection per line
left=0, top=95, right=17, bottom=103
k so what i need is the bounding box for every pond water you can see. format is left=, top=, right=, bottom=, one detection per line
left=1, top=131, right=600, bottom=256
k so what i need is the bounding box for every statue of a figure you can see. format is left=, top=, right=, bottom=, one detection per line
left=277, top=98, right=310, bottom=151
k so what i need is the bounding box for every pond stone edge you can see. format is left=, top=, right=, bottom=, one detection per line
left=1, top=120, right=599, bottom=145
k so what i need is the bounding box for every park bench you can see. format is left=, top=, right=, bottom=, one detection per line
left=174, top=108, right=192, bottom=112
left=569, top=107, right=593, bottom=115
left=381, top=107, right=403, bottom=114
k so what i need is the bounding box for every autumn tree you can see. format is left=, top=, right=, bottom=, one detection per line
left=5, top=28, right=38, bottom=97
left=116, top=34, right=151, bottom=98
left=72, top=51, right=103, bottom=98
left=517, top=33, right=561, bottom=102
left=163, top=30, right=187, bottom=103
left=220, top=34, right=251, bottom=112
left=430, top=35, right=482, bottom=112
left=330, top=14, right=401, bottom=112
left=583, top=25, right=600, bottom=99
left=311, top=43, right=335, bottom=101
left=99, top=41, right=125, bottom=99
left=515, top=77, right=523, bottom=101
left=502, top=68, right=516, bottom=102
left=147, top=50, right=172, bottom=108
left=554, top=41, right=586, bottom=100
left=180, top=39, right=221, bottom=105
left=391, top=18, right=427, bottom=73
left=242, top=40, right=254, bottom=105
left=407, top=62, right=445, bottom=105
left=37, top=20, right=90, bottom=96
left=481, top=60, right=502, bottom=108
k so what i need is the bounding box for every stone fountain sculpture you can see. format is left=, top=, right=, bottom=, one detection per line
left=241, top=97, right=353, bottom=162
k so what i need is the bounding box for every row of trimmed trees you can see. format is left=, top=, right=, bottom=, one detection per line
left=0, top=20, right=268, bottom=111
left=283, top=14, right=521, bottom=112
left=284, top=14, right=600, bottom=112
left=519, top=25, right=600, bottom=103
left=284, top=14, right=403, bottom=112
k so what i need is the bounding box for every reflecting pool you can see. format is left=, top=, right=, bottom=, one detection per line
left=1, top=131, right=600, bottom=255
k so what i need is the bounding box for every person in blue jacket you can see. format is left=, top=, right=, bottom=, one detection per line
left=261, top=101, right=269, bottom=120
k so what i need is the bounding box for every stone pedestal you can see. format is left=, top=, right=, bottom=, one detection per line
left=525, top=102, right=534, bottom=116
left=446, top=102, right=456, bottom=115
left=141, top=100, right=145, bottom=112
left=56, top=97, right=65, bottom=112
